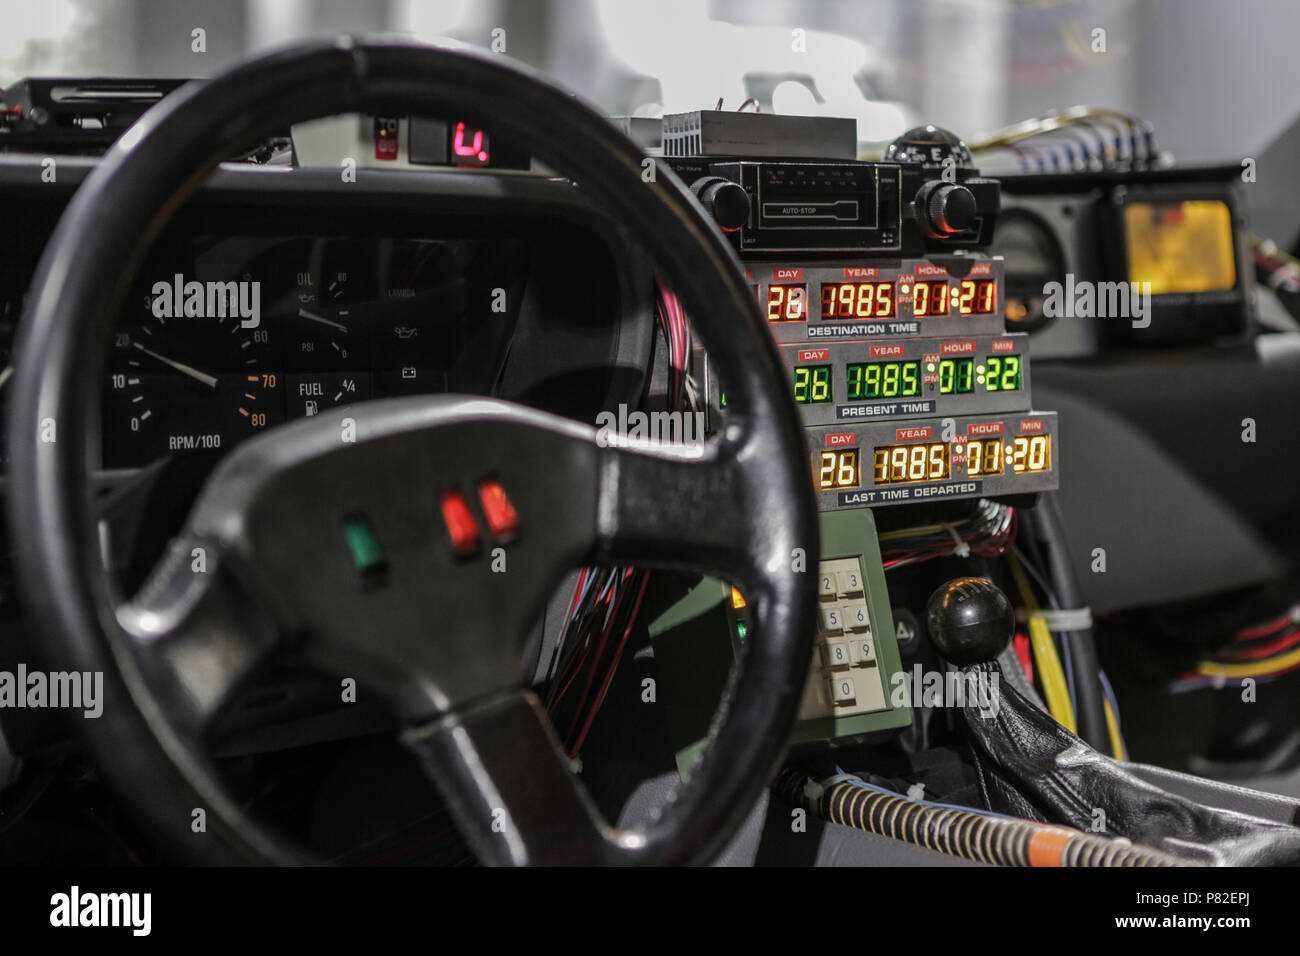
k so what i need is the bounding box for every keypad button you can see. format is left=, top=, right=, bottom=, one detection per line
left=843, top=602, right=870, bottom=632
left=820, top=606, right=844, bottom=634
left=818, top=572, right=837, bottom=599
left=836, top=568, right=863, bottom=597
left=821, top=641, right=851, bottom=669
left=851, top=637, right=876, bottom=665
left=828, top=675, right=857, bottom=703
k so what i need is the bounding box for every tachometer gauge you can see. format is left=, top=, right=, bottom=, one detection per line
left=102, top=292, right=282, bottom=468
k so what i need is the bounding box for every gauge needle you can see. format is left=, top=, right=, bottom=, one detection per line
left=299, top=308, right=348, bottom=332
left=132, top=342, right=218, bottom=388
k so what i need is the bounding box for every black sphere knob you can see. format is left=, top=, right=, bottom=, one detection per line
left=922, top=182, right=977, bottom=236
left=883, top=125, right=973, bottom=168
left=691, top=176, right=750, bottom=232
left=925, top=577, right=1014, bottom=666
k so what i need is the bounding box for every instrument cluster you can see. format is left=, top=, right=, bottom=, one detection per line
left=100, top=233, right=526, bottom=469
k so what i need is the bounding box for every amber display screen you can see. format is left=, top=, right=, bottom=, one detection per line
left=1124, top=199, right=1236, bottom=294
left=872, top=441, right=951, bottom=485
left=816, top=449, right=861, bottom=489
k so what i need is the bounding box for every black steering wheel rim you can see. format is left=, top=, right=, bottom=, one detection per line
left=6, top=38, right=819, bottom=864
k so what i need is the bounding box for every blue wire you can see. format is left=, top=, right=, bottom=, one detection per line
left=1098, top=669, right=1122, bottom=730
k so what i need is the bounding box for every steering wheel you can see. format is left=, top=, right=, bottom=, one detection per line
left=6, top=39, right=818, bottom=865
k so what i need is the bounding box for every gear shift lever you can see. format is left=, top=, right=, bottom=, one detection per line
left=926, top=576, right=1300, bottom=865
left=925, top=576, right=1014, bottom=666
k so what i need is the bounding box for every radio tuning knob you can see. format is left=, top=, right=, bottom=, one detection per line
left=690, top=176, right=750, bottom=233
left=921, top=181, right=977, bottom=237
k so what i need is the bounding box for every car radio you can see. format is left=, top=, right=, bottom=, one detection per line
left=665, top=160, right=998, bottom=255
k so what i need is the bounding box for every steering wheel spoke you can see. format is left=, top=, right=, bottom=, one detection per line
left=403, top=690, right=635, bottom=866
left=595, top=437, right=803, bottom=606
left=116, top=538, right=281, bottom=739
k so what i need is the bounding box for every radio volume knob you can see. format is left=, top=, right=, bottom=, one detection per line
left=920, top=182, right=976, bottom=237
left=690, top=176, right=751, bottom=233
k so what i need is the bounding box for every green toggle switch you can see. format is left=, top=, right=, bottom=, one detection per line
left=343, top=515, right=386, bottom=577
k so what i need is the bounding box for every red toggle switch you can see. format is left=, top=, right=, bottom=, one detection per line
left=439, top=490, right=481, bottom=555
left=476, top=479, right=519, bottom=540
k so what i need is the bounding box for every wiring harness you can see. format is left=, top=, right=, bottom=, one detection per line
left=538, top=278, right=697, bottom=759
left=967, top=105, right=1168, bottom=174
left=1171, top=603, right=1300, bottom=694
left=1007, top=546, right=1126, bottom=760
left=879, top=499, right=1017, bottom=570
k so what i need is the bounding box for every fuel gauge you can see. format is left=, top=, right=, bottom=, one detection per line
left=286, top=265, right=372, bottom=417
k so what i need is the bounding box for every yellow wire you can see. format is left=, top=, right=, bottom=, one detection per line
left=1007, top=552, right=1077, bottom=735
left=1195, top=644, right=1300, bottom=679
left=1029, top=616, right=1077, bottom=736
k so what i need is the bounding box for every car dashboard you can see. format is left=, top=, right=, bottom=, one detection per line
left=2, top=47, right=1300, bottom=884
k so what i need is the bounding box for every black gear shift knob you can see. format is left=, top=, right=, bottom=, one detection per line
left=926, top=577, right=1014, bottom=666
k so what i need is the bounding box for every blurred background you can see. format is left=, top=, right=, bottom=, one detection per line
left=1, top=0, right=1294, bottom=161
left=2, top=0, right=1297, bottom=239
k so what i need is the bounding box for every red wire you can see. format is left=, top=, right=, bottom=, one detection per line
left=563, top=570, right=634, bottom=746
left=569, top=571, right=650, bottom=758
left=1178, top=657, right=1300, bottom=684
left=1219, top=627, right=1300, bottom=662
left=1237, top=613, right=1295, bottom=642
left=548, top=575, right=614, bottom=715
left=566, top=567, right=589, bottom=618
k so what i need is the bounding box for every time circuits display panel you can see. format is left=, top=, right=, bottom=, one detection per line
left=808, top=412, right=1059, bottom=509
left=752, top=255, right=1005, bottom=340
left=778, top=334, right=1029, bottom=426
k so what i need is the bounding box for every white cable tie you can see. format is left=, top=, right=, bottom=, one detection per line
left=943, top=522, right=970, bottom=558
left=1016, top=607, right=1094, bottom=631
